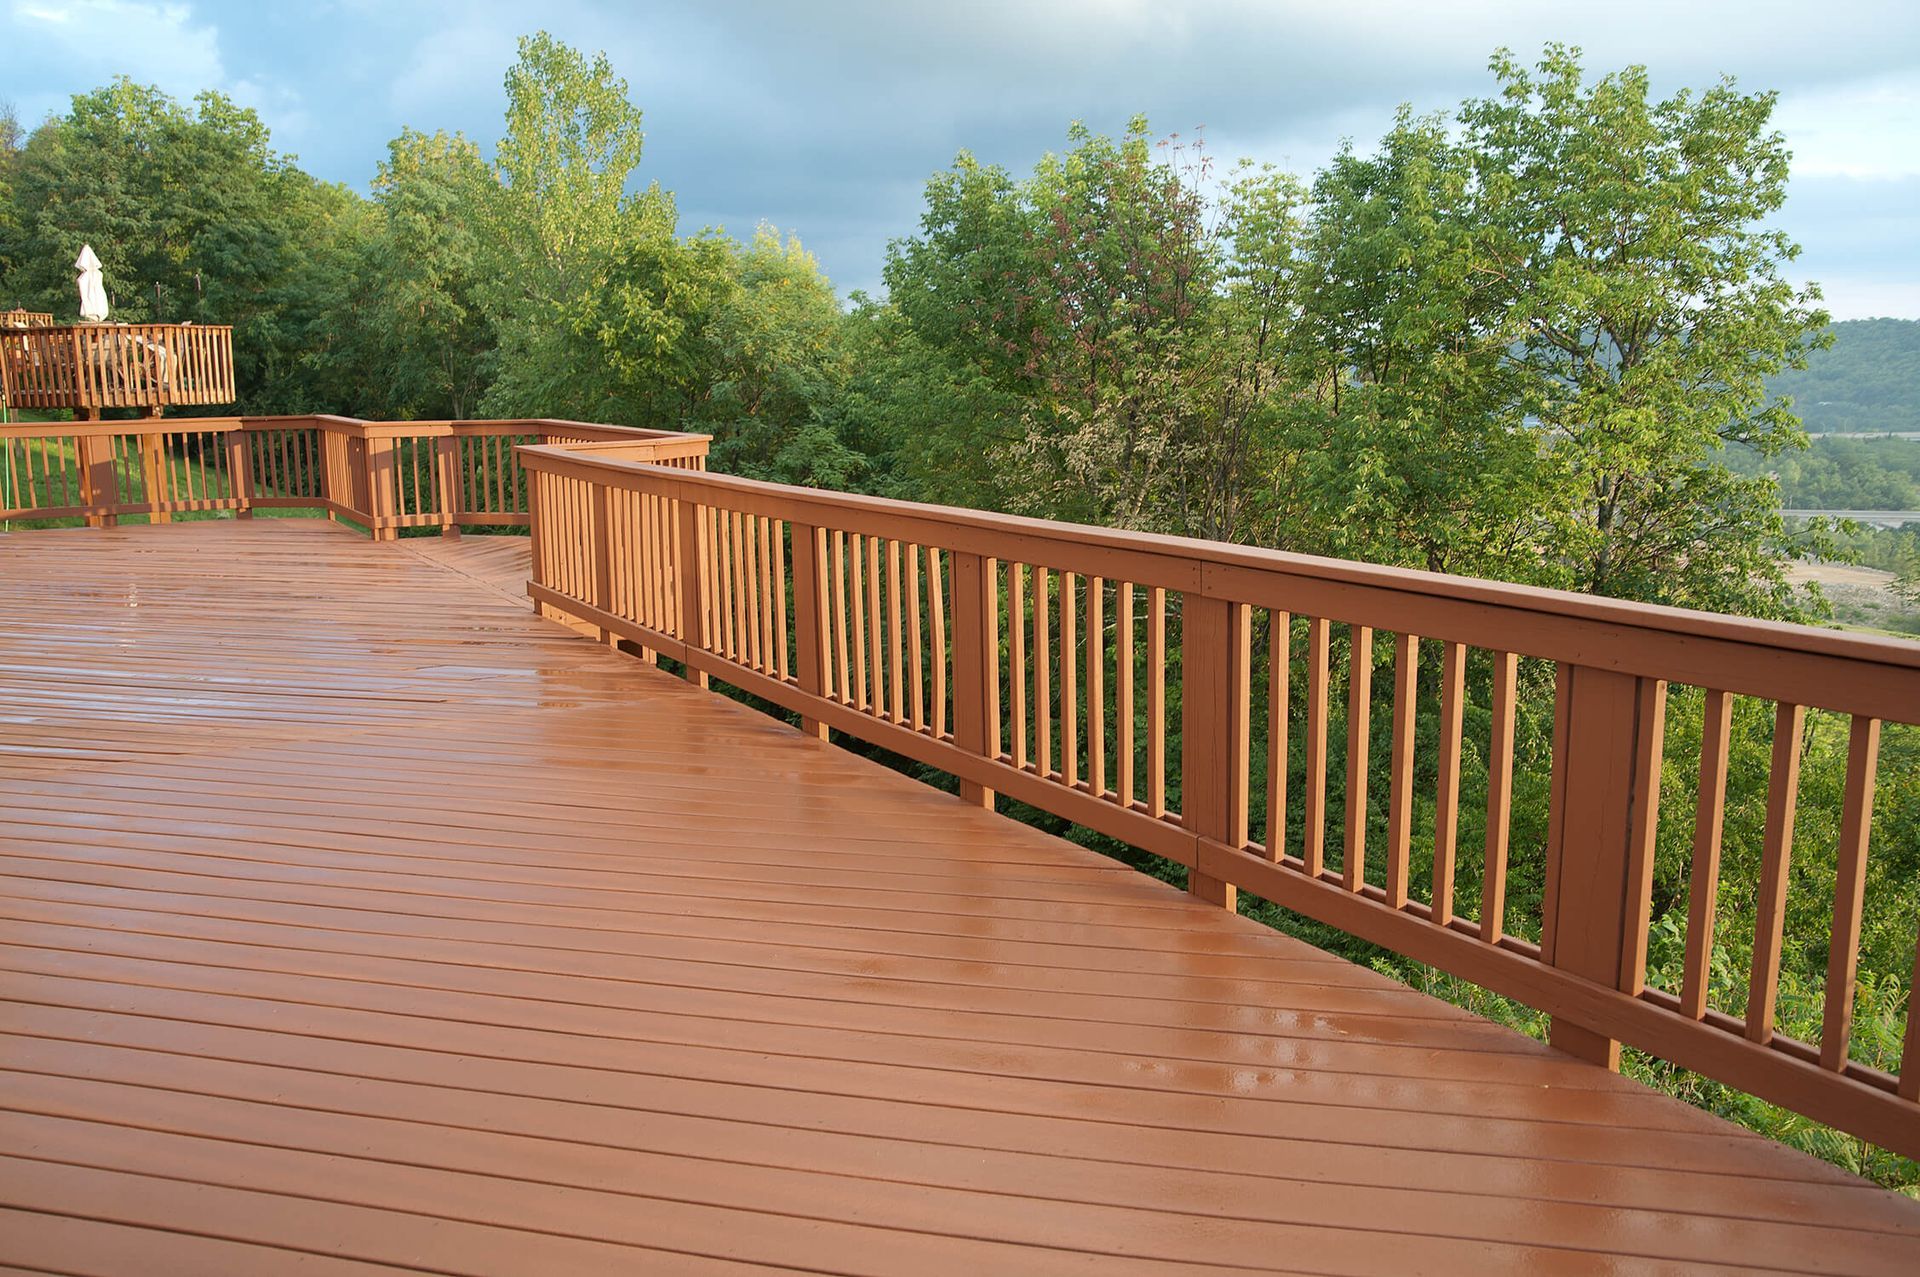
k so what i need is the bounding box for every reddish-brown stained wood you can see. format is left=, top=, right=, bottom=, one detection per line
left=1303, top=617, right=1331, bottom=878
left=1344, top=626, right=1373, bottom=891
left=1034, top=567, right=1051, bottom=778
left=1681, top=687, right=1743, bottom=1013
left=1481, top=651, right=1518, bottom=945
left=5, top=520, right=1918, bottom=1274
left=1263, top=611, right=1290, bottom=863
left=866, top=534, right=885, bottom=716
left=1008, top=564, right=1026, bottom=766
left=831, top=530, right=851, bottom=703
left=1384, top=633, right=1418, bottom=908
left=1060, top=571, right=1078, bottom=789
left=908, top=544, right=927, bottom=732
left=1748, top=702, right=1807, bottom=1045
left=1431, top=641, right=1467, bottom=925
left=1822, top=715, right=1882, bottom=1071
left=1117, top=583, right=1135, bottom=808
left=1147, top=586, right=1164, bottom=817
left=851, top=533, right=870, bottom=709
left=1087, top=577, right=1106, bottom=798
left=888, top=540, right=905, bottom=723
left=926, top=546, right=947, bottom=738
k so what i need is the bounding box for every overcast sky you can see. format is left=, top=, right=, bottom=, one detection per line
left=5, top=0, right=1918, bottom=317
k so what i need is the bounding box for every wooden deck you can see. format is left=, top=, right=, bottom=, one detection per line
left=4, top=520, right=1920, bottom=1275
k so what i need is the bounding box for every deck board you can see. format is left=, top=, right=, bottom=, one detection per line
left=3, top=519, right=1919, bottom=1274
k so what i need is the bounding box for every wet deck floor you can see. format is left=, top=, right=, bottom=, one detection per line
left=3, top=519, right=1919, bottom=1274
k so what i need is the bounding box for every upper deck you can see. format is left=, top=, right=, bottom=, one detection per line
left=4, top=415, right=1920, bottom=1273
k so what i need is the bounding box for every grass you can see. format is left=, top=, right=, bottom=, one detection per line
left=1, top=432, right=326, bottom=530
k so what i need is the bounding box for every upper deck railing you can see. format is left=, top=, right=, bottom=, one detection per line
left=0, top=322, right=236, bottom=414
left=3, top=410, right=1917, bottom=1162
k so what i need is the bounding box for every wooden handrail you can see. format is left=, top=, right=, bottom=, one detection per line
left=515, top=439, right=1920, bottom=1162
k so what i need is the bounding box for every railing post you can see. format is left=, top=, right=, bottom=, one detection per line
left=140, top=428, right=170, bottom=524
left=591, top=482, right=616, bottom=647
left=949, top=552, right=996, bottom=808
left=318, top=428, right=343, bottom=522
left=790, top=522, right=830, bottom=740
left=1181, top=594, right=1250, bottom=909
left=76, top=429, right=117, bottom=528
left=674, top=497, right=709, bottom=689
left=435, top=433, right=461, bottom=538
left=366, top=436, right=398, bottom=542
left=525, top=462, right=548, bottom=618
left=224, top=429, right=253, bottom=519
left=1541, top=664, right=1668, bottom=1070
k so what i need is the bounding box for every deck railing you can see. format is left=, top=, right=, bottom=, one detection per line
left=0, top=323, right=237, bottom=413
left=0, top=415, right=706, bottom=534
left=518, top=439, right=1920, bottom=1162
left=6, top=409, right=1917, bottom=1160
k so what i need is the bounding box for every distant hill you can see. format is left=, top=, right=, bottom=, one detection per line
left=1773, top=318, right=1920, bottom=433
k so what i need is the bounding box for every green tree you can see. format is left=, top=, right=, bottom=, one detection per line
left=476, top=32, right=679, bottom=421
left=357, top=129, right=495, bottom=419
left=1297, top=110, right=1548, bottom=578
left=1464, top=45, right=1830, bottom=615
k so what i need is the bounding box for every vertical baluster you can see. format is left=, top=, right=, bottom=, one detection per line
left=707, top=508, right=727, bottom=656
left=1148, top=586, right=1166, bottom=820
left=888, top=540, right=905, bottom=722
left=791, top=521, right=827, bottom=736
left=1432, top=641, right=1468, bottom=923
left=850, top=534, right=870, bottom=709
left=1680, top=689, right=1734, bottom=1016
left=1087, top=577, right=1105, bottom=797
left=907, top=545, right=925, bottom=728
left=1303, top=617, right=1331, bottom=878
left=832, top=530, right=851, bottom=702
left=1746, top=702, right=1807, bottom=1045
left=1061, top=572, right=1078, bottom=789
left=1343, top=626, right=1374, bottom=891
left=844, top=533, right=867, bottom=702
left=1820, top=715, right=1882, bottom=1070
left=865, top=535, right=885, bottom=712
left=773, top=518, right=789, bottom=681
left=742, top=513, right=763, bottom=670
left=1034, top=567, right=1052, bottom=778
left=1263, top=611, right=1291, bottom=861
left=1009, top=564, right=1026, bottom=765
left=927, top=546, right=947, bottom=737
left=1384, top=634, right=1420, bottom=907
left=1481, top=651, right=1519, bottom=944
left=1118, top=583, right=1135, bottom=808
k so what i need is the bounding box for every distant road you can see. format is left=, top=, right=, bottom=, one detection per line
left=1815, top=432, right=1920, bottom=440
left=1784, top=509, right=1920, bottom=527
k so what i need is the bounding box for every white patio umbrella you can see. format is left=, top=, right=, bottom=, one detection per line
left=75, top=244, right=109, bottom=322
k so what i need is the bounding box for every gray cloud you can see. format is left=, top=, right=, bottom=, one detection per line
left=4, top=0, right=1916, bottom=312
